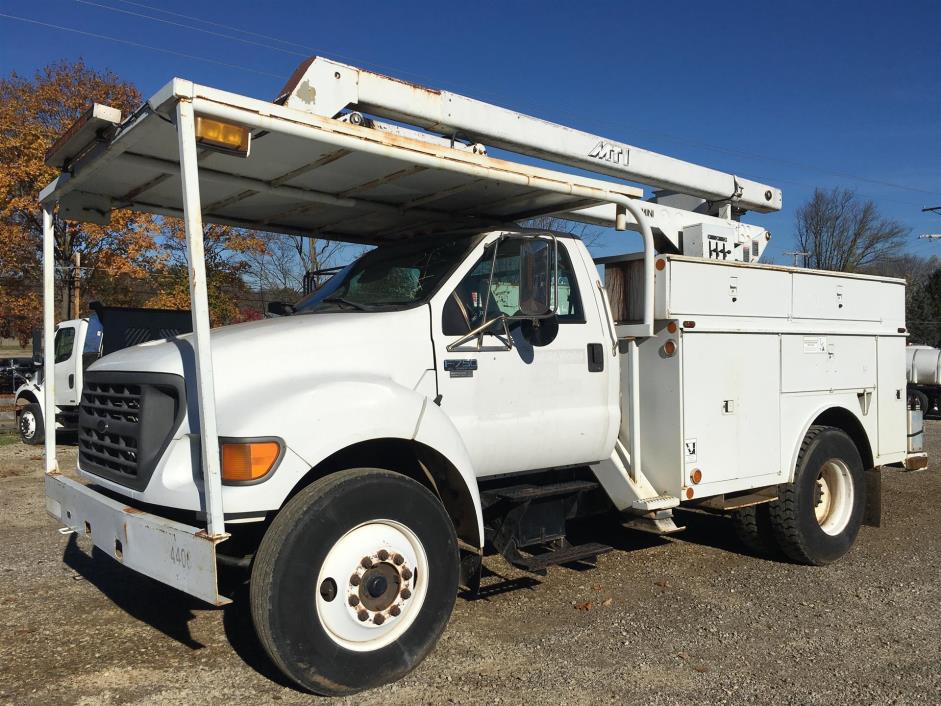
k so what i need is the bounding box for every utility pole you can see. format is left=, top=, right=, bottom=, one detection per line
left=783, top=250, right=810, bottom=267
left=70, top=252, right=81, bottom=319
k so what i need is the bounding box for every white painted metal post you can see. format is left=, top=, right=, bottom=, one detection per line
left=42, top=207, right=58, bottom=474
left=175, top=99, right=226, bottom=538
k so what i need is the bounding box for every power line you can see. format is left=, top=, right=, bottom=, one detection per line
left=0, top=12, right=283, bottom=79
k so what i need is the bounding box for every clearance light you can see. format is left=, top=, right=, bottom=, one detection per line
left=195, top=117, right=251, bottom=156
left=662, top=340, right=676, bottom=357
left=221, top=440, right=281, bottom=482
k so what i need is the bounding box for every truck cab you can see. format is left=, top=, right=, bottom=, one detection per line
left=15, top=316, right=100, bottom=444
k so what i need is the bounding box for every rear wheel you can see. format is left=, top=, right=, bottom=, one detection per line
left=768, top=426, right=865, bottom=565
left=913, top=390, right=930, bottom=417
left=250, top=468, right=459, bottom=695
left=18, top=402, right=44, bottom=445
left=731, top=503, right=780, bottom=557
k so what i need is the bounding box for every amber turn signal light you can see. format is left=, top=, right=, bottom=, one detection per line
left=221, top=440, right=281, bottom=482
left=195, top=117, right=250, bottom=156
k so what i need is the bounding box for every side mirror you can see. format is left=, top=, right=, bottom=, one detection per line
left=266, top=301, right=294, bottom=317
left=31, top=329, right=42, bottom=367
left=517, top=237, right=557, bottom=318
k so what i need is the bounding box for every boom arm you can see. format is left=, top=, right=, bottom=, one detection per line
left=278, top=57, right=782, bottom=215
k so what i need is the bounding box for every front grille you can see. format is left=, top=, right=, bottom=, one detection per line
left=80, top=381, right=142, bottom=477
left=79, top=372, right=185, bottom=491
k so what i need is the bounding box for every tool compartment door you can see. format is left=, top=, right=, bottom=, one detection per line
left=681, top=333, right=781, bottom=485
left=876, top=336, right=906, bottom=456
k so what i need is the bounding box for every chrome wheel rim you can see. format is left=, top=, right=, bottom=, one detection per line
left=20, top=410, right=36, bottom=439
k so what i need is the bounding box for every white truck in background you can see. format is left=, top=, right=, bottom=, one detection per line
left=36, top=57, right=927, bottom=695
left=15, top=304, right=191, bottom=444
left=907, top=344, right=941, bottom=418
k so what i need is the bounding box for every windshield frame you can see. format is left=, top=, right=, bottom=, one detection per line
left=293, top=231, right=488, bottom=315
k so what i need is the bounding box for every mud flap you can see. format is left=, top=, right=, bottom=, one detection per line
left=863, top=467, right=881, bottom=528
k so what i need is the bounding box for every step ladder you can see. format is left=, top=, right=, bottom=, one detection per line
left=481, top=479, right=613, bottom=575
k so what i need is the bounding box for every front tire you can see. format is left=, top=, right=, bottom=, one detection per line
left=18, top=402, right=44, bottom=445
left=250, top=468, right=459, bottom=695
left=768, top=426, right=865, bottom=565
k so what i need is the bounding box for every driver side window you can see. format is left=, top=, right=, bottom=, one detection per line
left=442, top=239, right=584, bottom=335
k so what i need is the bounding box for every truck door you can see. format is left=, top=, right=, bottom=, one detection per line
left=52, top=323, right=81, bottom=406
left=431, top=235, right=613, bottom=476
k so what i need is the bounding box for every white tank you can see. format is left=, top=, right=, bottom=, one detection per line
left=907, top=345, right=941, bottom=385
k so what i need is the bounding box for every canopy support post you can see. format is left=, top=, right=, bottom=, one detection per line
left=42, top=206, right=58, bottom=474
left=175, top=98, right=226, bottom=539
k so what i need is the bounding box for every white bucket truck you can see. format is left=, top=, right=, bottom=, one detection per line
left=38, top=57, right=925, bottom=694
left=14, top=304, right=191, bottom=444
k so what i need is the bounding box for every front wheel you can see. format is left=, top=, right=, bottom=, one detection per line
left=18, top=402, right=44, bottom=445
left=250, top=468, right=459, bottom=695
left=768, top=426, right=865, bottom=565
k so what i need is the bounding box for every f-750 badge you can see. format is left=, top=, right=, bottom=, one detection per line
left=588, top=141, right=629, bottom=166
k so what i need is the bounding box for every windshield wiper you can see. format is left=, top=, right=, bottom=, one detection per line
left=322, top=296, right=369, bottom=311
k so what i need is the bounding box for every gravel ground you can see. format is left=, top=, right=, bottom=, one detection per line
left=1, top=427, right=939, bottom=705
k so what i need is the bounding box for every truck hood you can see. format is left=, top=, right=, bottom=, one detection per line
left=89, top=307, right=434, bottom=399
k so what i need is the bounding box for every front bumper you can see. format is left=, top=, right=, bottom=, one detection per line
left=45, top=473, right=231, bottom=606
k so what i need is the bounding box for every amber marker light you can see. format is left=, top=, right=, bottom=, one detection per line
left=686, top=487, right=695, bottom=500
left=663, top=340, right=676, bottom=357
left=221, top=440, right=281, bottom=482
left=195, top=116, right=251, bottom=156
left=655, top=259, right=666, bottom=271
left=690, top=468, right=702, bottom=484
left=667, top=322, right=677, bottom=334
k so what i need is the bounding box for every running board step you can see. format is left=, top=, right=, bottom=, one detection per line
left=623, top=509, right=685, bottom=535
left=482, top=480, right=599, bottom=503
left=631, top=494, right=680, bottom=511
left=510, top=542, right=613, bottom=573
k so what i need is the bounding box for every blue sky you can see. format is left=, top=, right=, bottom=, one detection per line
left=1, top=0, right=939, bottom=262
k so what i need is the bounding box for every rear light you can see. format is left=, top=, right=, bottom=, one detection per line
left=221, top=439, right=281, bottom=482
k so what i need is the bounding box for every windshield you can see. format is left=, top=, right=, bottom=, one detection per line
left=294, top=234, right=477, bottom=313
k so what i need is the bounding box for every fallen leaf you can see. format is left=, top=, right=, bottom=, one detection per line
left=677, top=652, right=690, bottom=660
left=602, top=598, right=613, bottom=608
left=694, top=666, right=709, bottom=673
left=655, top=580, right=671, bottom=588
left=574, top=601, right=593, bottom=611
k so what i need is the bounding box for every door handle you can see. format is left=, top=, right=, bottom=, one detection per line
left=587, top=343, right=604, bottom=372
left=68, top=373, right=74, bottom=389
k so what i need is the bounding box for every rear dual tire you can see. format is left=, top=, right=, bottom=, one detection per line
left=733, top=426, right=865, bottom=566
left=250, top=468, right=459, bottom=696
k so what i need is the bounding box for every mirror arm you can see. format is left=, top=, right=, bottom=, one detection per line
left=447, top=315, right=513, bottom=352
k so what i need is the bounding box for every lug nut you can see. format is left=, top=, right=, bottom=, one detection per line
left=401, top=588, right=411, bottom=600
left=377, top=549, right=389, bottom=561
left=348, top=595, right=359, bottom=607
left=389, top=605, right=401, bottom=617
left=350, top=573, right=361, bottom=586
left=361, top=556, right=373, bottom=569
left=373, top=613, right=386, bottom=625
left=357, top=610, right=369, bottom=622
left=400, top=567, right=413, bottom=581
left=392, top=553, right=404, bottom=566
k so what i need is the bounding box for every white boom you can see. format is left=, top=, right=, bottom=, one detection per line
left=278, top=57, right=783, bottom=216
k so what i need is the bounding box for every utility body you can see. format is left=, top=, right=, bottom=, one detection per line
left=37, top=57, right=926, bottom=694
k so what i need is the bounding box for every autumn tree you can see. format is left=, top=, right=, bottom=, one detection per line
left=0, top=60, right=167, bottom=343
left=795, top=187, right=909, bottom=272
left=145, top=220, right=267, bottom=326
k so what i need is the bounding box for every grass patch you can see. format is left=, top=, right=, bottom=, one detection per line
left=0, top=433, right=19, bottom=447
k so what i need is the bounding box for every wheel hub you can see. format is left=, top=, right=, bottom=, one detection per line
left=813, top=459, right=853, bottom=536
left=315, top=520, right=428, bottom=652
left=20, top=411, right=36, bottom=438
